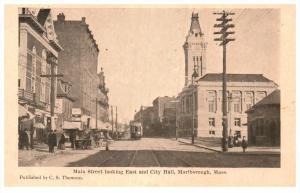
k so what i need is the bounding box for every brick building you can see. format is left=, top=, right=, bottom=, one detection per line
left=97, top=68, right=110, bottom=125
left=18, top=8, right=63, bottom=131
left=54, top=13, right=108, bottom=129
left=56, top=78, right=74, bottom=129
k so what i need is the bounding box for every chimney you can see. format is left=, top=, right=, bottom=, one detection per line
left=57, top=13, right=65, bottom=22
left=82, top=17, right=86, bottom=23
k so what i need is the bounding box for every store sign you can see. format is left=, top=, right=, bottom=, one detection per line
left=72, top=108, right=81, bottom=115
left=72, top=108, right=81, bottom=121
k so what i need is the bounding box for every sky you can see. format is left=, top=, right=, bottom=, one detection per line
left=51, top=8, right=280, bottom=123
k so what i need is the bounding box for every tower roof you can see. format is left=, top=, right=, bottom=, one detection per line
left=189, top=12, right=203, bottom=36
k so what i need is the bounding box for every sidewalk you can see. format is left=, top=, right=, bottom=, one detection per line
left=19, top=140, right=116, bottom=166
left=18, top=143, right=73, bottom=166
left=178, top=137, right=280, bottom=155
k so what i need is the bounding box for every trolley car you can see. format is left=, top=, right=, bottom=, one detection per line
left=129, top=121, right=143, bottom=140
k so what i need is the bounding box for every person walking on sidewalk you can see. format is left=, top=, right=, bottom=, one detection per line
left=48, top=130, right=57, bottom=153
left=241, top=136, right=248, bottom=153
left=58, top=133, right=66, bottom=150
left=22, top=128, right=30, bottom=150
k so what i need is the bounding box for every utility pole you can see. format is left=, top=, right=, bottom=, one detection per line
left=191, top=92, right=195, bottom=144
left=40, top=55, right=63, bottom=131
left=213, top=10, right=235, bottom=152
left=115, top=106, right=118, bottom=140
left=96, top=98, right=98, bottom=130
left=111, top=105, right=114, bottom=133
left=140, top=105, right=143, bottom=125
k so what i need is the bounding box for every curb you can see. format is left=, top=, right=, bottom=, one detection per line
left=178, top=139, right=222, bottom=153
left=178, top=139, right=280, bottom=155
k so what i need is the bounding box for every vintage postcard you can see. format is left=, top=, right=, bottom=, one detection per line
left=4, top=4, right=295, bottom=186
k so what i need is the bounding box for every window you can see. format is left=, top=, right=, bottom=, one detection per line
left=40, top=50, right=47, bottom=102
left=26, top=53, right=32, bottom=91
left=232, top=91, right=242, bottom=113
left=246, top=104, right=252, bottom=110
left=234, top=103, right=241, bottom=113
left=256, top=91, right=267, bottom=103
left=18, top=79, right=21, bottom=87
left=234, top=130, right=241, bottom=138
left=31, top=47, right=36, bottom=93
left=209, top=118, right=215, bottom=127
left=209, top=130, right=215, bottom=135
left=207, top=91, right=217, bottom=113
left=234, top=118, right=241, bottom=127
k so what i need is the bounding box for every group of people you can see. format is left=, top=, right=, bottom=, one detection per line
left=47, top=130, right=66, bottom=153
left=228, top=135, right=248, bottom=152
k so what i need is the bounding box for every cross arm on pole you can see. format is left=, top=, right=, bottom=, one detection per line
left=40, top=74, right=64, bottom=78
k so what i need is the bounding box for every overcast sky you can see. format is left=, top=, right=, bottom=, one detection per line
left=51, top=8, right=280, bottom=123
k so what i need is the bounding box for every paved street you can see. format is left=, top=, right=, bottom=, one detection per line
left=19, top=138, right=280, bottom=167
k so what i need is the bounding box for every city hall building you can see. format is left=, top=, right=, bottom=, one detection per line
left=176, top=12, right=278, bottom=139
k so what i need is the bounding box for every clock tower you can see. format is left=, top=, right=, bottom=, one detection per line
left=183, top=12, right=207, bottom=86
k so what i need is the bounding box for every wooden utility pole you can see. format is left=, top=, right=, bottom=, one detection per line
left=111, top=105, right=114, bottom=132
left=96, top=98, right=98, bottom=130
left=115, top=106, right=118, bottom=140
left=213, top=10, right=235, bottom=152
left=191, top=92, right=195, bottom=144
left=40, top=55, right=63, bottom=131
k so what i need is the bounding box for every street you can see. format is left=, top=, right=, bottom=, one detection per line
left=20, top=138, right=280, bottom=167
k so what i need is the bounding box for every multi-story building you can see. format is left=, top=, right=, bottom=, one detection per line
left=195, top=73, right=278, bottom=138
left=54, top=13, right=105, bottom=129
left=177, top=12, right=206, bottom=137
left=18, top=8, right=63, bottom=130
left=176, top=12, right=278, bottom=139
left=133, top=106, right=154, bottom=136
left=56, top=78, right=74, bottom=129
left=152, top=96, right=176, bottom=123
left=162, top=102, right=177, bottom=137
left=97, top=67, right=110, bottom=125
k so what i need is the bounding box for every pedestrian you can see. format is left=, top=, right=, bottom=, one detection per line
left=47, top=130, right=57, bottom=153
left=58, top=133, right=66, bottom=150
left=241, top=136, right=248, bottom=153
left=23, top=128, right=30, bottom=150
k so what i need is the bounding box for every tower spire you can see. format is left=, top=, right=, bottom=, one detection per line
left=189, top=12, right=203, bottom=36
left=183, top=12, right=207, bottom=86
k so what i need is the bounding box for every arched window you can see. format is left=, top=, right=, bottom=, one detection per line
left=256, top=91, right=267, bottom=103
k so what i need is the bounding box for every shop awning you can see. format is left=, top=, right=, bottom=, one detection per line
left=63, top=121, right=82, bottom=130
left=18, top=105, right=35, bottom=119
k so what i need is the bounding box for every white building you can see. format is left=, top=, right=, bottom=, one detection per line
left=176, top=13, right=278, bottom=139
